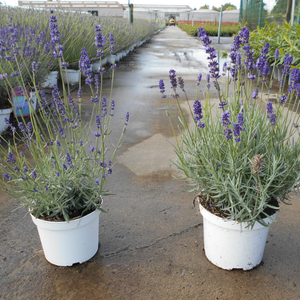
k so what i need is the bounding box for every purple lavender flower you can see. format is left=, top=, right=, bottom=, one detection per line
left=32, top=170, right=37, bottom=179
left=4, top=173, right=12, bottom=181
left=198, top=27, right=220, bottom=81
left=261, top=42, right=270, bottom=55
left=218, top=101, right=227, bottom=109
left=197, top=73, right=202, bottom=86
left=267, top=102, right=273, bottom=114
left=93, top=131, right=101, bottom=137
left=49, top=10, right=63, bottom=58
left=221, top=110, right=231, bottom=127
left=222, top=62, right=227, bottom=75
left=89, top=145, right=94, bottom=152
left=237, top=113, right=244, bottom=126
left=77, top=88, right=82, bottom=99
left=79, top=47, right=92, bottom=78
left=33, top=187, right=38, bottom=193
left=108, top=33, right=115, bottom=55
left=223, top=128, right=233, bottom=140
left=110, top=100, right=115, bottom=116
left=252, top=89, right=258, bottom=99
left=288, top=68, right=300, bottom=92
left=159, top=79, right=166, bottom=98
left=240, top=26, right=249, bottom=44
left=56, top=172, right=60, bottom=177
left=27, top=122, right=33, bottom=133
left=275, top=49, right=279, bottom=60
left=95, top=115, right=101, bottom=129
left=233, top=123, right=241, bottom=142
left=270, top=114, right=276, bottom=126
left=62, top=163, right=67, bottom=170
left=178, top=76, right=185, bottom=92
left=279, top=94, right=287, bottom=105
left=169, top=69, right=179, bottom=97
left=95, top=25, right=105, bottom=58
left=282, top=54, right=293, bottom=76
left=101, top=97, right=107, bottom=117
left=66, top=153, right=72, bottom=165
left=217, top=164, right=221, bottom=167
left=125, top=112, right=129, bottom=125
left=256, top=43, right=270, bottom=80
left=94, top=75, right=100, bottom=89
left=296, top=84, right=300, bottom=97
left=236, top=53, right=242, bottom=70
left=7, top=152, right=16, bottom=163
left=95, top=178, right=99, bottom=185
left=206, top=74, right=210, bottom=89
left=193, top=100, right=204, bottom=125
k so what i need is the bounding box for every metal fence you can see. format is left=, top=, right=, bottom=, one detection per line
left=239, top=0, right=299, bottom=30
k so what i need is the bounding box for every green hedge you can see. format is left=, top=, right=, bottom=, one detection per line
left=249, top=22, right=300, bottom=69
left=178, top=23, right=239, bottom=37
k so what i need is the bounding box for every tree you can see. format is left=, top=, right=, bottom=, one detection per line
left=222, top=3, right=237, bottom=10
left=200, top=4, right=209, bottom=9
left=225, top=5, right=237, bottom=10
left=212, top=6, right=221, bottom=11
left=272, top=0, right=299, bottom=15
left=212, top=3, right=237, bottom=12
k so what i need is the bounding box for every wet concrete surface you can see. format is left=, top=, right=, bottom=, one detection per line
left=1, top=26, right=300, bottom=300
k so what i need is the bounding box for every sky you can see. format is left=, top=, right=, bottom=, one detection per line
left=2, top=0, right=242, bottom=10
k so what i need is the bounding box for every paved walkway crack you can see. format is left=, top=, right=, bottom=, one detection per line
left=101, top=222, right=202, bottom=258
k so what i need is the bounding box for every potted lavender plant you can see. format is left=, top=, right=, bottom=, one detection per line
left=0, top=11, right=129, bottom=266
left=0, top=22, right=54, bottom=132
left=159, top=26, right=300, bottom=270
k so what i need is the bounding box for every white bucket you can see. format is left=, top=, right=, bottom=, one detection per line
left=0, top=107, right=12, bottom=133
left=62, top=69, right=80, bottom=85
left=41, top=71, right=58, bottom=88
left=31, top=209, right=101, bottom=266
left=199, top=204, right=276, bottom=270
left=107, top=55, right=116, bottom=64
left=92, top=57, right=108, bottom=72
left=119, top=52, right=126, bottom=59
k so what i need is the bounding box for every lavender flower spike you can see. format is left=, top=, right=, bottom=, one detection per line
left=197, top=73, right=202, bottom=86
left=159, top=79, right=166, bottom=98
left=125, top=112, right=130, bottom=125
left=169, top=69, right=179, bottom=98
left=193, top=100, right=205, bottom=128
left=178, top=76, right=185, bottom=92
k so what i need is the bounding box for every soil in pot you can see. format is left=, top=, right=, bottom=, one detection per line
left=195, top=192, right=279, bottom=220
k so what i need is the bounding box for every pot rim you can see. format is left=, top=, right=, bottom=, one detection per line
left=199, top=203, right=277, bottom=231
left=30, top=209, right=101, bottom=231
left=0, top=107, right=13, bottom=113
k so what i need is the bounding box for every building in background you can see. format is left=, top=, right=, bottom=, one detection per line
left=18, top=1, right=124, bottom=17
left=18, top=1, right=239, bottom=23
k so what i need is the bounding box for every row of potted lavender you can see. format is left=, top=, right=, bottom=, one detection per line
left=0, top=6, right=163, bottom=132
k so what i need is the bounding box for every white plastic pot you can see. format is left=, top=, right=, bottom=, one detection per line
left=0, top=107, right=12, bottom=133
left=199, top=204, right=276, bottom=270
left=92, top=57, right=108, bottom=72
left=107, top=55, right=116, bottom=64
left=62, top=69, right=80, bottom=85
left=41, top=71, right=58, bottom=88
left=31, top=209, right=101, bottom=266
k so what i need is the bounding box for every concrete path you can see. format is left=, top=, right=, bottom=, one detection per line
left=1, top=26, right=300, bottom=300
